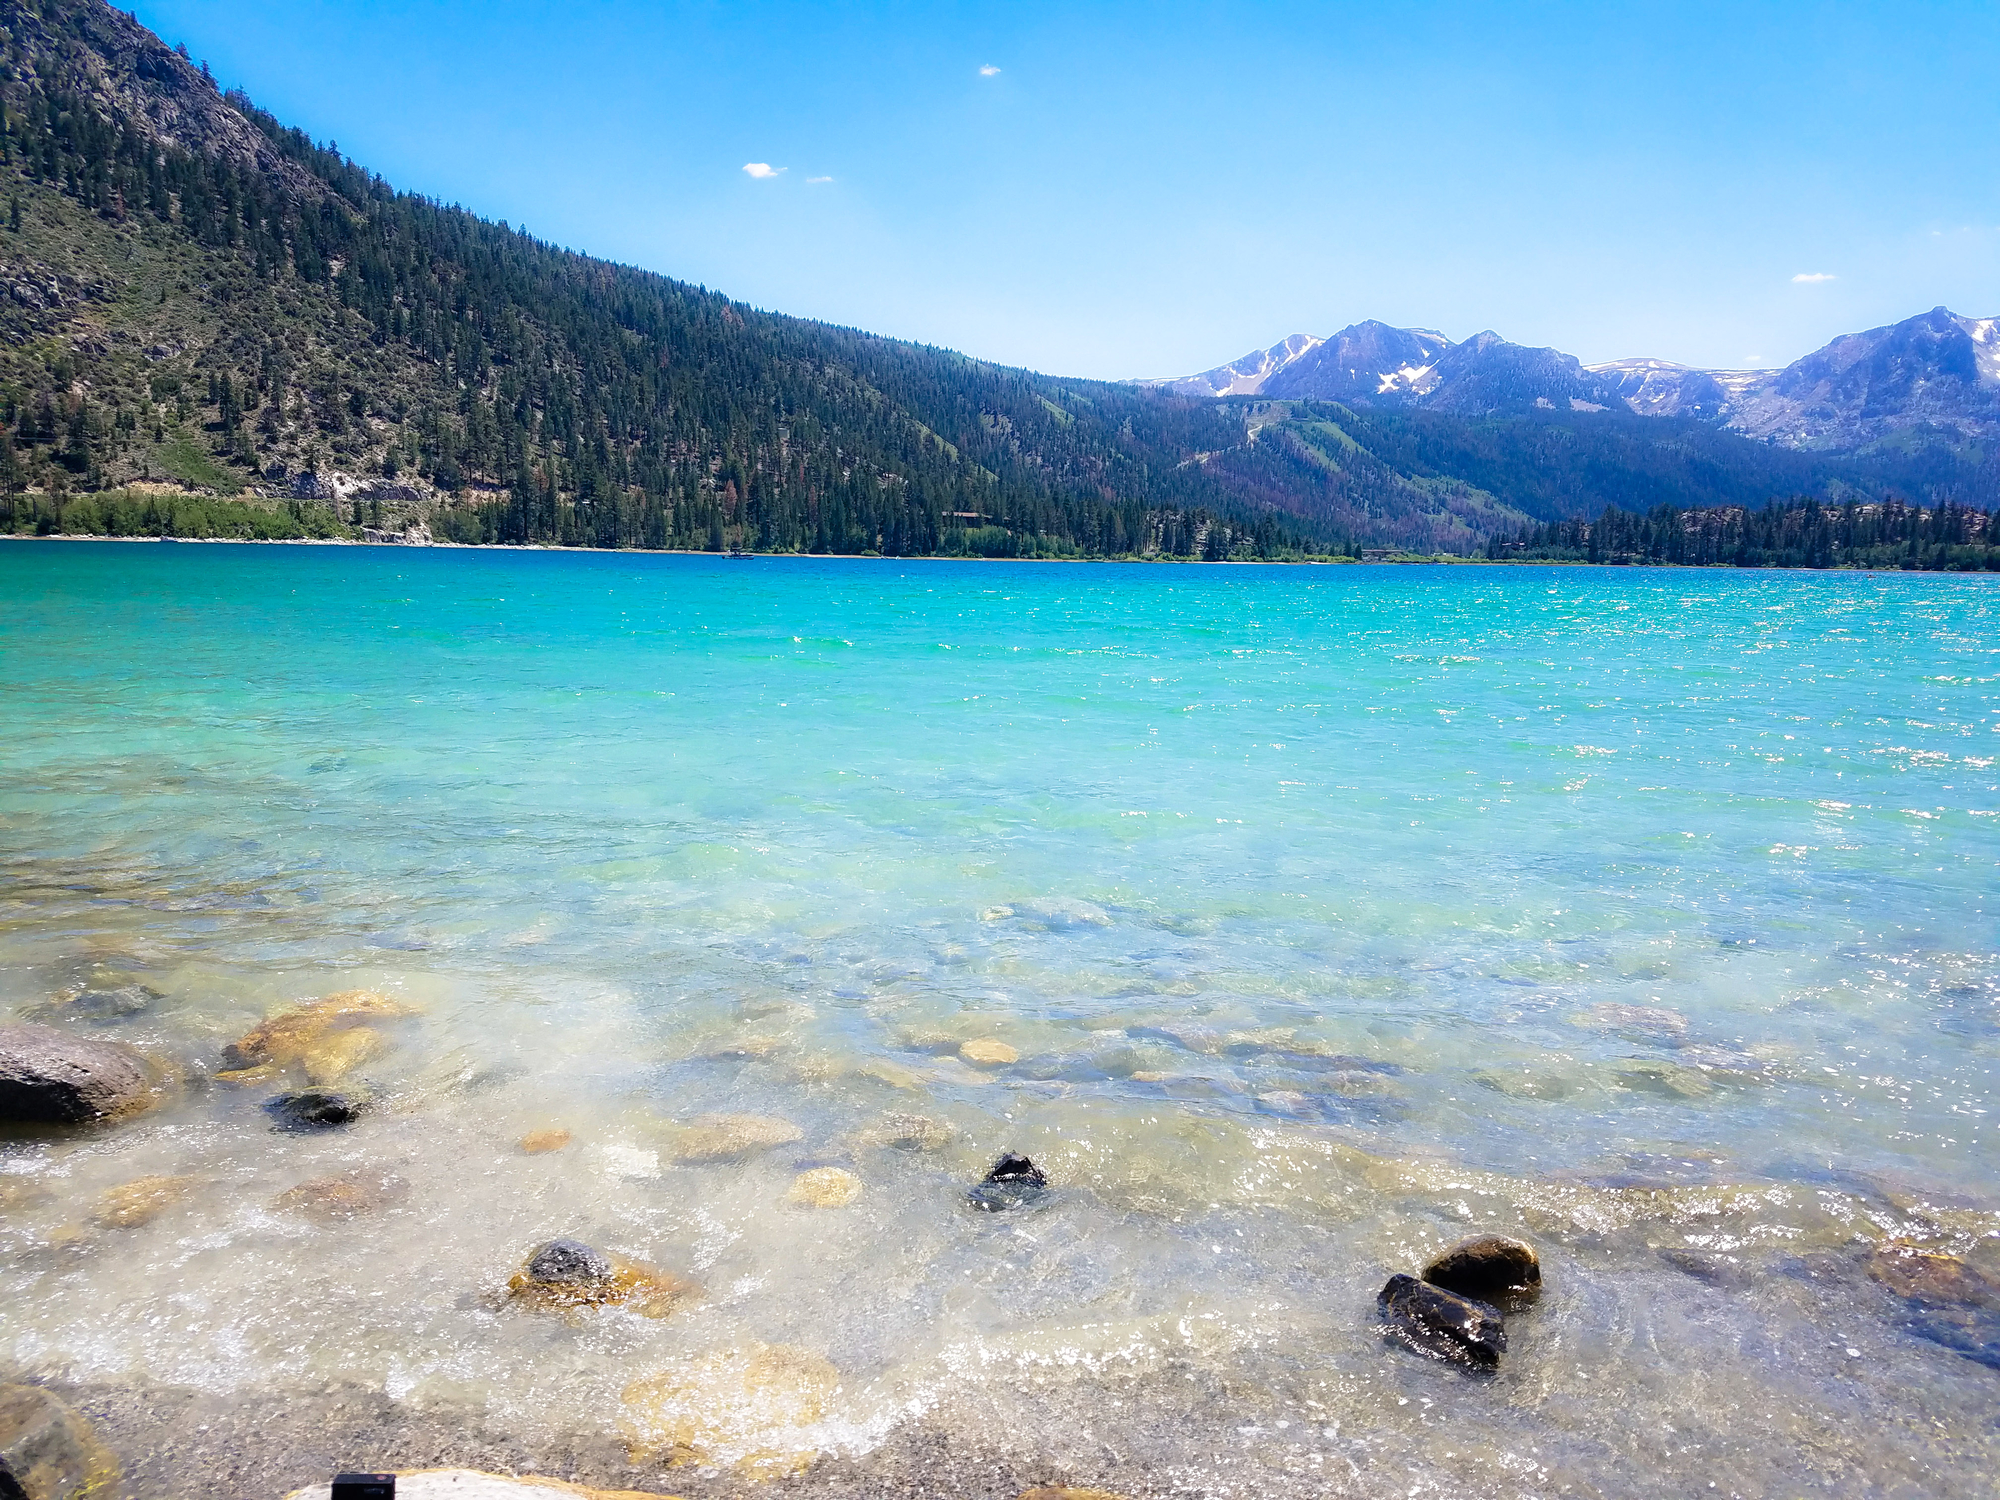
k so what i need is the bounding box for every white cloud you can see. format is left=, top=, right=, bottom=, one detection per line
left=979, top=64, right=1001, bottom=76
left=806, top=175, right=833, bottom=183
left=1791, top=272, right=1836, bottom=284
left=742, top=162, right=784, bottom=179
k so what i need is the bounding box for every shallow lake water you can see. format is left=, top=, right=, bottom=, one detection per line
left=0, top=543, right=1995, bottom=1498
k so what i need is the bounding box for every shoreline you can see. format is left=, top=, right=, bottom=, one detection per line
left=0, top=533, right=1983, bottom=572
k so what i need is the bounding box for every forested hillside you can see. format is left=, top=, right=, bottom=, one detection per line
left=1492, top=497, right=2000, bottom=570
left=0, top=0, right=1301, bottom=558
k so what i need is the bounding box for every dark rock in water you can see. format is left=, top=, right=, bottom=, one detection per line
left=263, top=1090, right=364, bottom=1132
left=1422, top=1233, right=1542, bottom=1308
left=1378, top=1273, right=1506, bottom=1367
left=28, top=983, right=161, bottom=1024
left=0, top=1382, right=118, bottom=1498
left=1901, top=1302, right=2000, bottom=1371
left=1658, top=1248, right=1746, bottom=1287
left=526, top=1238, right=615, bottom=1286
left=1865, top=1246, right=2000, bottom=1368
left=968, top=1152, right=1048, bottom=1212
left=0, top=1023, right=151, bottom=1124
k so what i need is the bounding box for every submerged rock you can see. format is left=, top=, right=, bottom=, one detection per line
left=509, top=1238, right=698, bottom=1319
left=1378, top=1273, right=1506, bottom=1367
left=622, top=1342, right=839, bottom=1479
left=0, top=1178, right=55, bottom=1214
left=0, top=1023, right=152, bottom=1124
left=519, top=1127, right=572, bottom=1155
left=273, top=1170, right=409, bottom=1224
left=1013, top=897, right=1112, bottom=929
left=1658, top=1248, right=1748, bottom=1287
left=264, top=1090, right=366, bottom=1132
left=1422, top=1233, right=1542, bottom=1307
left=788, top=1167, right=861, bottom=1208
left=220, top=989, right=414, bottom=1071
left=300, top=1025, right=383, bottom=1085
left=1571, top=1002, right=1689, bottom=1041
left=27, top=982, right=161, bottom=1024
left=92, top=1174, right=200, bottom=1230
left=0, top=1383, right=119, bottom=1500
left=959, top=1037, right=1019, bottom=1067
left=212, top=1063, right=285, bottom=1088
left=527, top=1238, right=614, bottom=1285
left=1127, top=1021, right=1225, bottom=1054
left=1612, top=1059, right=1716, bottom=1100
left=669, top=1113, right=803, bottom=1163
left=853, top=1111, right=953, bottom=1152
left=968, top=1152, right=1048, bottom=1213
left=1866, top=1246, right=2000, bottom=1307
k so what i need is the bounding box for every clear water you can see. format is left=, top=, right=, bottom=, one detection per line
left=1, top=542, right=1995, bottom=1495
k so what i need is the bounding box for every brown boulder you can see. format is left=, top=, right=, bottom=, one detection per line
left=1421, top=1233, right=1542, bottom=1307
left=508, top=1239, right=699, bottom=1319
left=220, top=990, right=413, bottom=1071
left=0, top=1024, right=151, bottom=1124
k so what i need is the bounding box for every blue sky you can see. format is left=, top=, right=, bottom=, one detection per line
left=136, top=1, right=1998, bottom=380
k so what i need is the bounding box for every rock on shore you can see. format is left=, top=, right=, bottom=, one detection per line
left=0, top=1023, right=152, bottom=1124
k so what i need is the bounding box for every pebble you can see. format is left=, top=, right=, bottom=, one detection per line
left=519, top=1127, right=572, bottom=1155
left=1378, top=1273, right=1506, bottom=1367
left=968, top=1152, right=1048, bottom=1212
left=91, top=1173, right=200, bottom=1230
left=0, top=1022, right=153, bottom=1124
left=959, top=1038, right=1019, bottom=1067
left=1422, top=1233, right=1542, bottom=1307
left=1019, top=1490, right=1131, bottom=1500
left=0, top=1383, right=118, bottom=1499
left=264, top=1090, right=366, bottom=1132
left=788, top=1167, right=861, bottom=1208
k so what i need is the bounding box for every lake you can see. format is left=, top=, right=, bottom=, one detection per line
left=1, top=541, right=1995, bottom=1496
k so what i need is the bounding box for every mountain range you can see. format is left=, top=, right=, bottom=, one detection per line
left=0, top=0, right=1992, bottom=559
left=1141, top=308, right=2000, bottom=453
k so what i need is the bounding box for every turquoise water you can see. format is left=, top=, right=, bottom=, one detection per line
left=1, top=541, right=1996, bottom=1494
